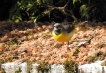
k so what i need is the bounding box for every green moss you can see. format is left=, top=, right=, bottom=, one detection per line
left=6, top=57, right=13, bottom=62
left=15, top=67, right=21, bottom=73
left=63, top=58, right=78, bottom=73
left=7, top=38, right=18, bottom=45
left=53, top=43, right=63, bottom=48
left=0, top=67, right=5, bottom=73
left=97, top=43, right=106, bottom=48
left=6, top=39, right=19, bottom=50
left=101, top=61, right=106, bottom=66
left=87, top=56, right=95, bottom=63
left=73, top=47, right=80, bottom=56
left=87, top=51, right=105, bottom=63
left=24, top=33, right=32, bottom=36
left=0, top=59, right=6, bottom=72
left=42, top=33, right=51, bottom=38
left=0, top=59, right=4, bottom=65
left=26, top=60, right=33, bottom=73
left=36, top=61, right=50, bottom=73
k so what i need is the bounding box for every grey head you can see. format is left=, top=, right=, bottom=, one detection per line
left=53, top=23, right=65, bottom=35
left=53, top=23, right=74, bottom=35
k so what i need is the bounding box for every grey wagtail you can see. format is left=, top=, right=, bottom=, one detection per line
left=52, top=23, right=75, bottom=43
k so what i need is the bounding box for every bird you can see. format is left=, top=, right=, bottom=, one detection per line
left=52, top=23, right=76, bottom=49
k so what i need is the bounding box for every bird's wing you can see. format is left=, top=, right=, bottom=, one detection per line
left=62, top=24, right=74, bottom=33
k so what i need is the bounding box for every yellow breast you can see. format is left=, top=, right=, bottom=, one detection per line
left=52, top=31, right=75, bottom=42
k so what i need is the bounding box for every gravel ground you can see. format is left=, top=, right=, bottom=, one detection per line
left=0, top=21, right=106, bottom=65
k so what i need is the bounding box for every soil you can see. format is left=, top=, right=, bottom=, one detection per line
left=0, top=21, right=106, bottom=65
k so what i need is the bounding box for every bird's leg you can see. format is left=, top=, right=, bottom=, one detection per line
left=67, top=42, right=70, bottom=50
left=63, top=42, right=70, bottom=50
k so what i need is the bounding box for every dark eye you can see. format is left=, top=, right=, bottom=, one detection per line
left=55, top=26, right=59, bottom=28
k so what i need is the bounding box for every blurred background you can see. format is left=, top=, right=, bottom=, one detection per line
left=0, top=0, right=106, bottom=23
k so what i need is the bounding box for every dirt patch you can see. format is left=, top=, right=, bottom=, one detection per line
left=0, top=21, right=106, bottom=65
